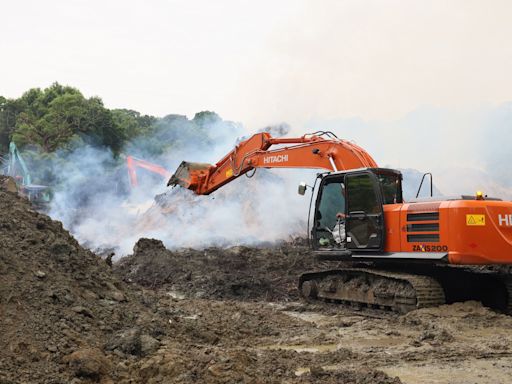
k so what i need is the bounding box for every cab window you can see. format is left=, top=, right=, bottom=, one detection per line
left=317, top=181, right=345, bottom=231
left=346, top=174, right=380, bottom=214
left=378, top=173, right=402, bottom=204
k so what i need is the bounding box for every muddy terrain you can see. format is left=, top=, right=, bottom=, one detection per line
left=2, top=175, right=512, bottom=383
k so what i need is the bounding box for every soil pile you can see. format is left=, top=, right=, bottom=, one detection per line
left=0, top=177, right=402, bottom=383
left=115, top=237, right=317, bottom=301
left=0, top=177, right=167, bottom=383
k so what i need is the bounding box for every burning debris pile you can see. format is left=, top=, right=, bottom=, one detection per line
left=115, top=237, right=314, bottom=301
left=123, top=168, right=312, bottom=255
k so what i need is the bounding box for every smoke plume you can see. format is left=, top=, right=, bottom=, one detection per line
left=11, top=104, right=512, bottom=257
left=44, top=116, right=314, bottom=257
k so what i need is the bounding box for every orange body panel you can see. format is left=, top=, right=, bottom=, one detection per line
left=383, top=200, right=512, bottom=264
left=383, top=204, right=403, bottom=251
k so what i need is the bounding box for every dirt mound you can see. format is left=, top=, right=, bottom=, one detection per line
left=114, top=238, right=317, bottom=301
left=297, top=369, right=402, bottom=384
left=7, top=173, right=512, bottom=383
left=131, top=346, right=401, bottom=383
left=0, top=177, right=167, bottom=383
left=0, top=179, right=400, bottom=384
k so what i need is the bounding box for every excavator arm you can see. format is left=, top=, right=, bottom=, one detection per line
left=8, top=142, right=32, bottom=185
left=126, top=156, right=172, bottom=187
left=168, top=132, right=378, bottom=195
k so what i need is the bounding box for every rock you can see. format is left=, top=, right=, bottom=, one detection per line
left=34, top=270, right=46, bottom=279
left=105, top=282, right=126, bottom=302
left=50, top=240, right=74, bottom=257
left=207, top=363, right=225, bottom=377
left=106, top=328, right=141, bottom=356
left=47, top=345, right=58, bottom=353
left=71, top=306, right=94, bottom=318
left=167, top=291, right=186, bottom=300
left=117, top=361, right=129, bottom=371
left=63, top=348, right=111, bottom=379
left=109, top=290, right=126, bottom=302
left=1, top=176, right=17, bottom=193
left=417, top=327, right=454, bottom=344
left=310, top=366, right=326, bottom=377
left=113, top=348, right=126, bottom=358
left=107, top=329, right=160, bottom=357
left=140, top=334, right=160, bottom=356
left=81, top=289, right=98, bottom=301
left=133, top=238, right=166, bottom=254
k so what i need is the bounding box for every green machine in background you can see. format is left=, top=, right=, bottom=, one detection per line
left=5, top=142, right=52, bottom=210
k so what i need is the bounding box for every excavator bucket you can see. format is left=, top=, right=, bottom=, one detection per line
left=167, top=161, right=213, bottom=192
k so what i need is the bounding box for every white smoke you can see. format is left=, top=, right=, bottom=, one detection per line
left=42, top=103, right=512, bottom=257
left=304, top=103, right=512, bottom=200
left=46, top=118, right=315, bottom=257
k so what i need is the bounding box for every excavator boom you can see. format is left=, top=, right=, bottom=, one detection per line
left=168, top=132, right=377, bottom=195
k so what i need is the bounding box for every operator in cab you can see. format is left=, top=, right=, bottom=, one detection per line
left=317, top=181, right=347, bottom=248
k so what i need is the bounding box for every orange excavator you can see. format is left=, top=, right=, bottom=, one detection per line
left=169, top=131, right=512, bottom=313
left=126, top=156, right=172, bottom=188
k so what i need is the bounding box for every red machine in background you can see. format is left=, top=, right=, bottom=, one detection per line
left=126, top=156, right=171, bottom=188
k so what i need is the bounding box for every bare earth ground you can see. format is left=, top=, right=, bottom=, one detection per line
left=1, top=175, right=512, bottom=384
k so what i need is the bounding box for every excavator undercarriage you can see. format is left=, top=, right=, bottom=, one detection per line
left=299, top=263, right=512, bottom=314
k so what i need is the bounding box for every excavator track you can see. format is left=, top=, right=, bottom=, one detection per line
left=299, top=268, right=446, bottom=313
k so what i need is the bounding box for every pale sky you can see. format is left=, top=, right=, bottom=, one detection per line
left=2, top=0, right=512, bottom=130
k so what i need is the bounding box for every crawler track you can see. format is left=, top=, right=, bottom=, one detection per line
left=299, top=266, right=512, bottom=314
left=299, top=268, right=446, bottom=313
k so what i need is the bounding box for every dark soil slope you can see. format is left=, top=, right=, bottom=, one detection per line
left=114, top=238, right=317, bottom=301
left=0, top=176, right=164, bottom=383
left=0, top=176, right=402, bottom=384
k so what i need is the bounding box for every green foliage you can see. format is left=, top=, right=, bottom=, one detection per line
left=0, top=84, right=245, bottom=190
left=111, top=109, right=156, bottom=141
left=192, top=111, right=221, bottom=127
left=8, top=83, right=124, bottom=153
left=0, top=85, right=242, bottom=172
left=124, top=111, right=242, bottom=160
left=0, top=96, right=25, bottom=153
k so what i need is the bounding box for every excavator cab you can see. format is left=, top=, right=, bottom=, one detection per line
left=312, top=168, right=402, bottom=253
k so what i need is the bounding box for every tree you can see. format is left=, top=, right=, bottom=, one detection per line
left=10, top=83, right=128, bottom=154
left=111, top=109, right=156, bottom=142
left=13, top=91, right=83, bottom=152
left=192, top=111, right=221, bottom=127
left=0, top=96, right=24, bottom=153
left=3, top=83, right=239, bottom=163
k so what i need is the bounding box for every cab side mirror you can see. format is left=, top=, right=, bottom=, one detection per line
left=298, top=182, right=307, bottom=195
